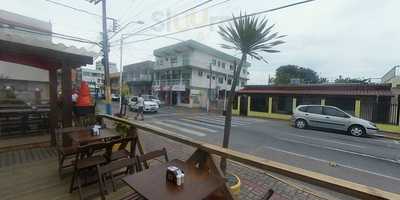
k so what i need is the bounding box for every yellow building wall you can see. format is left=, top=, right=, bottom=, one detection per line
left=247, top=96, right=291, bottom=120
left=355, top=99, right=361, bottom=117
left=232, top=96, right=240, bottom=115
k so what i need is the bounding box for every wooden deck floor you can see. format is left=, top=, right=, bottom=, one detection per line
left=0, top=151, right=133, bottom=200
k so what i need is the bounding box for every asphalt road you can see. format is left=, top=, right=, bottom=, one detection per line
left=104, top=103, right=400, bottom=194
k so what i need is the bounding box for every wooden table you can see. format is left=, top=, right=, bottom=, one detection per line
left=123, top=159, right=225, bottom=200
left=69, top=128, right=120, bottom=144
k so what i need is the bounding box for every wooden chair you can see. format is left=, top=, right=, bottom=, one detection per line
left=106, top=136, right=138, bottom=162
left=69, top=141, right=109, bottom=200
left=55, top=127, right=91, bottom=177
left=136, top=148, right=169, bottom=171
left=96, top=157, right=144, bottom=200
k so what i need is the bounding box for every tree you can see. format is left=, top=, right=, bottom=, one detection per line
left=335, top=75, right=368, bottom=83
left=274, top=65, right=319, bottom=84
left=218, top=13, right=285, bottom=172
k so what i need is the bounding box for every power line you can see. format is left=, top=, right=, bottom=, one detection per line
left=122, top=0, right=316, bottom=46
left=109, top=33, right=183, bottom=47
left=44, top=0, right=116, bottom=20
left=114, top=0, right=214, bottom=41
left=0, top=24, right=99, bottom=45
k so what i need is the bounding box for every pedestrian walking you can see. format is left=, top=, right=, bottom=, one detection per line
left=135, top=94, right=144, bottom=120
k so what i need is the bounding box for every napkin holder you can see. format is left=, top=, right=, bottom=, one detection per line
left=166, top=166, right=185, bottom=186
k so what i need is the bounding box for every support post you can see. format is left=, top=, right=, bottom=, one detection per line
left=62, top=64, right=72, bottom=127
left=355, top=99, right=361, bottom=117
left=321, top=98, right=326, bottom=106
left=49, top=68, right=58, bottom=145
left=247, top=96, right=251, bottom=113
left=268, top=97, right=273, bottom=114
left=292, top=97, right=297, bottom=113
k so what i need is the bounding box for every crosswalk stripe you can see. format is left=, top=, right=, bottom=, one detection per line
left=166, top=120, right=217, bottom=133
left=193, top=116, right=249, bottom=126
left=151, top=121, right=206, bottom=137
left=188, top=117, right=230, bottom=126
left=181, top=119, right=224, bottom=129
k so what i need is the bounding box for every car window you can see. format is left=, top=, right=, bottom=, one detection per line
left=298, top=106, right=307, bottom=112
left=306, top=106, right=322, bottom=114
left=324, top=107, right=348, bottom=118
left=131, top=97, right=137, bottom=101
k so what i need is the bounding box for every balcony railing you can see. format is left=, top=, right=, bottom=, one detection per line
left=98, top=114, right=400, bottom=200
left=153, top=79, right=190, bottom=87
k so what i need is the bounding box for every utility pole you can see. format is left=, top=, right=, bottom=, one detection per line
left=118, top=35, right=124, bottom=113
left=101, top=0, right=111, bottom=115
left=87, top=0, right=111, bottom=114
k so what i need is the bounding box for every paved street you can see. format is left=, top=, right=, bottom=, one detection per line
left=105, top=103, right=400, bottom=194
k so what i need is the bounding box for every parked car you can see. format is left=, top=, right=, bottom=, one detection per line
left=128, top=96, right=159, bottom=113
left=291, top=105, right=378, bottom=137
left=111, top=94, right=120, bottom=101
left=142, top=95, right=162, bottom=106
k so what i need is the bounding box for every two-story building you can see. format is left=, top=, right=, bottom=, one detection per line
left=153, top=40, right=250, bottom=108
left=77, top=61, right=118, bottom=97
left=123, top=61, right=154, bottom=96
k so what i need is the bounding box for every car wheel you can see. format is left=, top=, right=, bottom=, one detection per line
left=295, top=119, right=307, bottom=129
left=348, top=125, right=365, bottom=137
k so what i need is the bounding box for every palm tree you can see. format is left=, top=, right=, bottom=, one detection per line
left=218, top=13, right=285, bottom=172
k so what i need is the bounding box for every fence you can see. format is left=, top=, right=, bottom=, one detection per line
left=362, top=103, right=399, bottom=125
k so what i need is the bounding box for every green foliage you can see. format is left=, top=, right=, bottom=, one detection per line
left=113, top=116, right=131, bottom=137
left=121, top=83, right=130, bottom=98
left=335, top=75, right=368, bottom=83
left=218, top=13, right=286, bottom=61
left=274, top=65, right=320, bottom=84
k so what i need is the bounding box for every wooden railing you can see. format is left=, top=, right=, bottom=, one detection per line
left=98, top=114, right=400, bottom=200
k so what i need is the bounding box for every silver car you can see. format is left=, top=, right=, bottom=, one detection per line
left=291, top=105, right=378, bottom=137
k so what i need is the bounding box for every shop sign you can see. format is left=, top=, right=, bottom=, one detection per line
left=152, top=85, right=160, bottom=91
left=172, top=84, right=186, bottom=91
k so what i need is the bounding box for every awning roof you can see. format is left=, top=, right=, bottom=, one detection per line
left=239, top=84, right=394, bottom=96
left=0, top=30, right=97, bottom=70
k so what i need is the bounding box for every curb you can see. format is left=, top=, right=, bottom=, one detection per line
left=371, top=133, right=400, bottom=141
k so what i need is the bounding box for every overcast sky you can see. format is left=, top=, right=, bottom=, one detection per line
left=2, top=0, right=399, bottom=84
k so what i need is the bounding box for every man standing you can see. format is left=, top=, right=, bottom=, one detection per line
left=135, top=94, right=144, bottom=120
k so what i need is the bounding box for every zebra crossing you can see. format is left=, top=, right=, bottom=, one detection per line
left=147, top=115, right=262, bottom=137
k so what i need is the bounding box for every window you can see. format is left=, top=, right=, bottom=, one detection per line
left=212, top=59, right=217, bottom=65
left=158, top=59, right=163, bottom=65
left=298, top=106, right=307, bottom=112
left=198, top=71, right=203, bottom=76
left=229, top=65, right=234, bottom=71
left=250, top=95, right=268, bottom=112
left=212, top=76, right=216, bottom=80
left=217, top=61, right=221, bottom=67
left=306, top=106, right=322, bottom=114
left=218, top=77, right=224, bottom=84
left=170, top=56, right=177, bottom=64
left=165, top=57, right=169, bottom=61
left=323, top=107, right=348, bottom=118
left=242, top=69, right=246, bottom=74
left=222, top=63, right=226, bottom=69
left=227, top=79, right=232, bottom=85
left=207, top=74, right=210, bottom=79
left=241, top=81, right=245, bottom=86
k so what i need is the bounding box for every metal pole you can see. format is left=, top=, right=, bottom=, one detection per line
left=119, top=34, right=124, bottom=112
left=102, top=0, right=112, bottom=115
left=207, top=63, right=212, bottom=112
